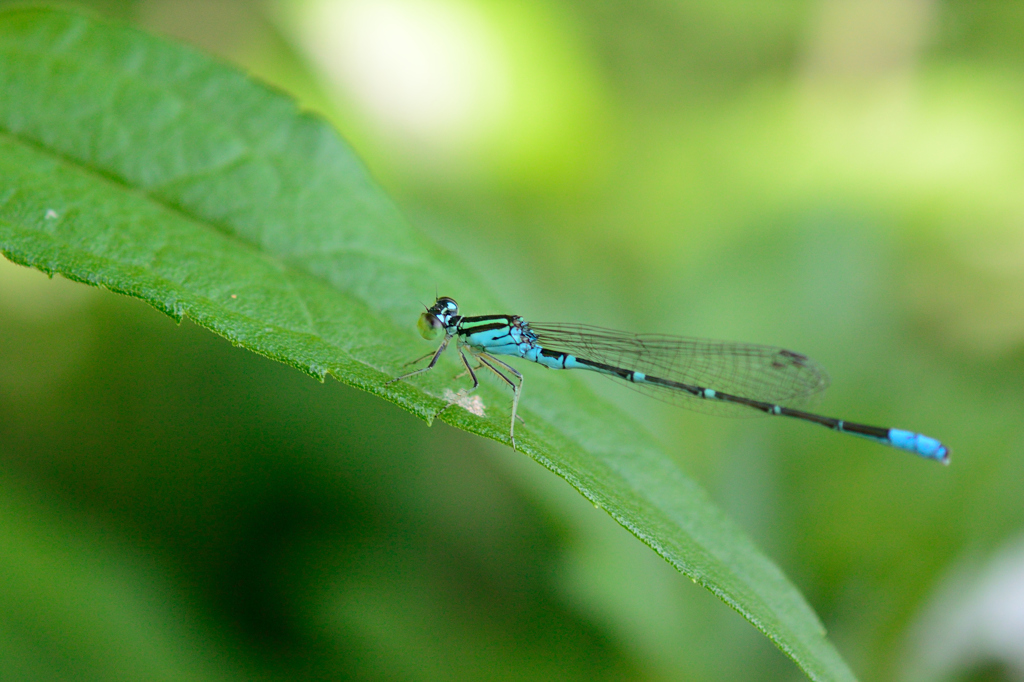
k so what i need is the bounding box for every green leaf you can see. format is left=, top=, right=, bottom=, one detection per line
left=0, top=8, right=855, bottom=681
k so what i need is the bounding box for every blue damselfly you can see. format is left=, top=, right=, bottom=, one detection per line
left=388, top=297, right=949, bottom=463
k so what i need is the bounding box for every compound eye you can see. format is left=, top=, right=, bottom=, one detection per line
left=436, top=296, right=458, bottom=313
left=417, top=312, right=444, bottom=340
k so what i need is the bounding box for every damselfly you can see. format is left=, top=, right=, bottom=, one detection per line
left=387, top=297, right=949, bottom=463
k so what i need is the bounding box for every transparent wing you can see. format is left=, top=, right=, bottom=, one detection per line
left=529, top=323, right=830, bottom=417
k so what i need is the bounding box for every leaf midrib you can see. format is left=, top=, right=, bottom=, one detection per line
left=0, top=126, right=408, bottom=380
left=5, top=34, right=423, bottom=275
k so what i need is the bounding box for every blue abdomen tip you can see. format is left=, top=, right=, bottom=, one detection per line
left=889, top=429, right=951, bottom=464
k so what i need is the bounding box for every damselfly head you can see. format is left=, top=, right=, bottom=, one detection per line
left=430, top=297, right=459, bottom=321
left=418, top=296, right=459, bottom=338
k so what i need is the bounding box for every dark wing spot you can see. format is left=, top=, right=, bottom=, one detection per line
left=773, top=349, right=809, bottom=368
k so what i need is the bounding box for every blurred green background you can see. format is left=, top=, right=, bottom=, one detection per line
left=2, top=0, right=1023, bottom=680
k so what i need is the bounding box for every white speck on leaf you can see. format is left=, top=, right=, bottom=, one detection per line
left=45, top=209, right=58, bottom=219
left=443, top=388, right=485, bottom=416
